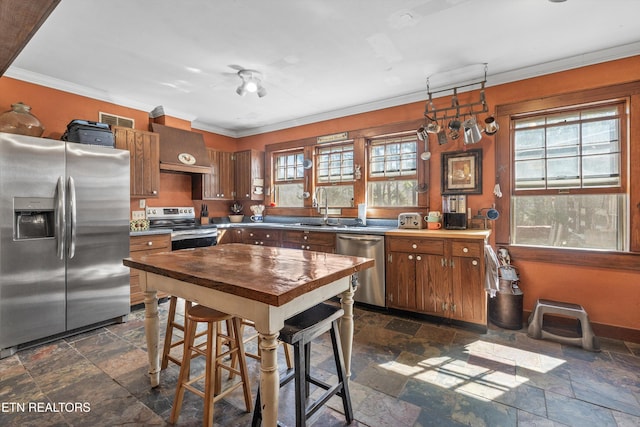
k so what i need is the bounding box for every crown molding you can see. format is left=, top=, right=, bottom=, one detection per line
left=6, top=40, right=640, bottom=138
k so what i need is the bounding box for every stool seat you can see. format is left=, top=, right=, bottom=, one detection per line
left=252, top=303, right=352, bottom=427
left=188, top=304, right=231, bottom=323
left=527, top=299, right=600, bottom=352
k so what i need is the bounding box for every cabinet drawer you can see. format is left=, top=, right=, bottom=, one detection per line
left=387, top=237, right=444, bottom=255
left=243, top=228, right=280, bottom=242
left=281, top=241, right=335, bottom=253
left=282, top=230, right=335, bottom=247
left=130, top=234, right=171, bottom=252
left=450, top=241, right=482, bottom=258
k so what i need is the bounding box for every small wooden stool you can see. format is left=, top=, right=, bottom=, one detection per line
left=252, top=303, right=353, bottom=427
left=170, top=305, right=252, bottom=427
left=527, top=299, right=600, bottom=352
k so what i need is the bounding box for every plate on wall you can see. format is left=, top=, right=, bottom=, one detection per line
left=178, top=152, right=196, bottom=165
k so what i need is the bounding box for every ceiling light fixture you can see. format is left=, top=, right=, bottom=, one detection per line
left=236, top=69, right=267, bottom=97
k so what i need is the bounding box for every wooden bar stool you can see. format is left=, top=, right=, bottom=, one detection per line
left=170, top=305, right=252, bottom=427
left=252, top=303, right=353, bottom=427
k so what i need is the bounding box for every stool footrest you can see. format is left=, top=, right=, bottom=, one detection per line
left=527, top=299, right=600, bottom=352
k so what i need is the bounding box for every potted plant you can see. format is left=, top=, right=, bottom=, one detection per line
left=229, top=201, right=244, bottom=223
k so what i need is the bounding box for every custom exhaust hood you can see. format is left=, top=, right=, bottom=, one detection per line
left=150, top=123, right=212, bottom=174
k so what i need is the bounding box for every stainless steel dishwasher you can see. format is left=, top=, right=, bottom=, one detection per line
left=336, top=234, right=385, bottom=307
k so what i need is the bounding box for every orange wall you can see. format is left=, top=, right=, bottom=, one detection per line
left=2, top=56, right=640, bottom=336
left=236, top=56, right=640, bottom=335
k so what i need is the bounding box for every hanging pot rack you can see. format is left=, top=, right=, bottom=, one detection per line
left=424, top=65, right=489, bottom=122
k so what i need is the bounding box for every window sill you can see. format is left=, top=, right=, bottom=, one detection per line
left=504, top=245, right=640, bottom=272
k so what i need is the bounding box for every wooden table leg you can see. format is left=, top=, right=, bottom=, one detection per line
left=257, top=331, right=280, bottom=426
left=339, top=275, right=356, bottom=378
left=143, top=289, right=160, bottom=388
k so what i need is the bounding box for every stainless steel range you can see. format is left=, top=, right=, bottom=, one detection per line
left=146, top=206, right=217, bottom=250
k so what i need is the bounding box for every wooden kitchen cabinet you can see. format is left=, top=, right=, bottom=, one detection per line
left=235, top=149, right=264, bottom=201
left=241, top=228, right=281, bottom=247
left=386, top=234, right=487, bottom=326
left=193, top=148, right=234, bottom=200
left=113, top=126, right=160, bottom=198
left=281, top=229, right=335, bottom=253
left=129, top=233, right=171, bottom=306
left=217, top=227, right=243, bottom=244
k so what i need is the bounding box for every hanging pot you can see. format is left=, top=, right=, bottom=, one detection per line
left=463, top=117, right=483, bottom=145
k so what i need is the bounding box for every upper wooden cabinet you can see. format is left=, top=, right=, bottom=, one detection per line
left=235, top=149, right=264, bottom=201
left=193, top=148, right=234, bottom=200
left=113, top=126, right=160, bottom=198
left=0, top=0, right=60, bottom=76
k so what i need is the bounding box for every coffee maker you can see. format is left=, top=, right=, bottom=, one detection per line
left=442, top=195, right=467, bottom=229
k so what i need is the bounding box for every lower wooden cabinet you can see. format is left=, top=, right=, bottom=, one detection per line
left=218, top=227, right=336, bottom=253
left=129, top=233, right=171, bottom=306
left=242, top=228, right=281, bottom=246
left=281, top=229, right=335, bottom=253
left=386, top=235, right=487, bottom=326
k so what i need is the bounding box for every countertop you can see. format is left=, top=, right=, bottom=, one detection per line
left=130, top=228, right=172, bottom=237
left=123, top=243, right=374, bottom=306
left=129, top=222, right=493, bottom=238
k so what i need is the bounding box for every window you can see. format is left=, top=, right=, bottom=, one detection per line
left=510, top=102, right=626, bottom=250
left=273, top=150, right=304, bottom=207
left=316, top=143, right=354, bottom=207
left=367, top=134, right=418, bottom=207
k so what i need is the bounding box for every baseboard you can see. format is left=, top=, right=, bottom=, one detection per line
left=523, top=310, right=640, bottom=344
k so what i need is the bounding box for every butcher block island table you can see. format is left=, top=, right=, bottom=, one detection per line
left=123, top=243, right=374, bottom=426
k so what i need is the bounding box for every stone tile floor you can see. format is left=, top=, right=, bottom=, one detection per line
left=1, top=300, right=639, bottom=426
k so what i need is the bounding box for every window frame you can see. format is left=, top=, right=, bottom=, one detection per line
left=263, top=119, right=429, bottom=218
left=366, top=133, right=419, bottom=207
left=494, top=81, right=640, bottom=270
left=272, top=149, right=305, bottom=208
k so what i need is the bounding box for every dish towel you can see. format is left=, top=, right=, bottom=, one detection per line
left=484, top=245, right=500, bottom=298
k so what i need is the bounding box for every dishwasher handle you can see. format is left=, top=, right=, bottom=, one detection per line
left=337, top=234, right=383, bottom=243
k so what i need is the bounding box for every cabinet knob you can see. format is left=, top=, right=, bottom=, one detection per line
left=250, top=233, right=255, bottom=237
left=152, top=190, right=158, bottom=195
left=408, top=255, right=413, bottom=260
left=301, top=244, right=305, bottom=249
left=416, top=255, right=422, bottom=261
left=245, top=193, right=250, bottom=197
left=306, top=245, right=310, bottom=250
left=303, top=236, right=308, bottom=240
left=472, top=259, right=478, bottom=266
left=463, top=247, right=469, bottom=253
left=147, top=241, right=153, bottom=246
left=412, top=243, right=417, bottom=249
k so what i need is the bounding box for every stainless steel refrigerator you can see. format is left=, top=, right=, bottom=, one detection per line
left=0, top=132, right=130, bottom=357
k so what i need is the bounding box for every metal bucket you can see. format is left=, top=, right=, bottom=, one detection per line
left=489, top=280, right=524, bottom=330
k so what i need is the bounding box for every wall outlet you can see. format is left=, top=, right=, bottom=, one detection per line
left=131, top=210, right=146, bottom=220
left=139, top=199, right=146, bottom=208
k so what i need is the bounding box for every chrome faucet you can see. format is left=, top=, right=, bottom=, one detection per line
left=315, top=187, right=329, bottom=225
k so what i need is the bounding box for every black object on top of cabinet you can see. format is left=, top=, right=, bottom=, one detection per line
left=62, top=120, right=115, bottom=148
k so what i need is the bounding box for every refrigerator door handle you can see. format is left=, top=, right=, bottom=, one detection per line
left=68, top=176, right=77, bottom=259
left=55, top=176, right=66, bottom=260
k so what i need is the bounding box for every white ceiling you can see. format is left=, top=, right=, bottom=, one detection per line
left=7, top=0, right=640, bottom=137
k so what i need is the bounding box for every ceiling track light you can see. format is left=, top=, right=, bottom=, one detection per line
left=236, top=69, right=267, bottom=97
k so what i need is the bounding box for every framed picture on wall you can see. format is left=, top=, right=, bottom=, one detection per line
left=441, top=149, right=482, bottom=194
